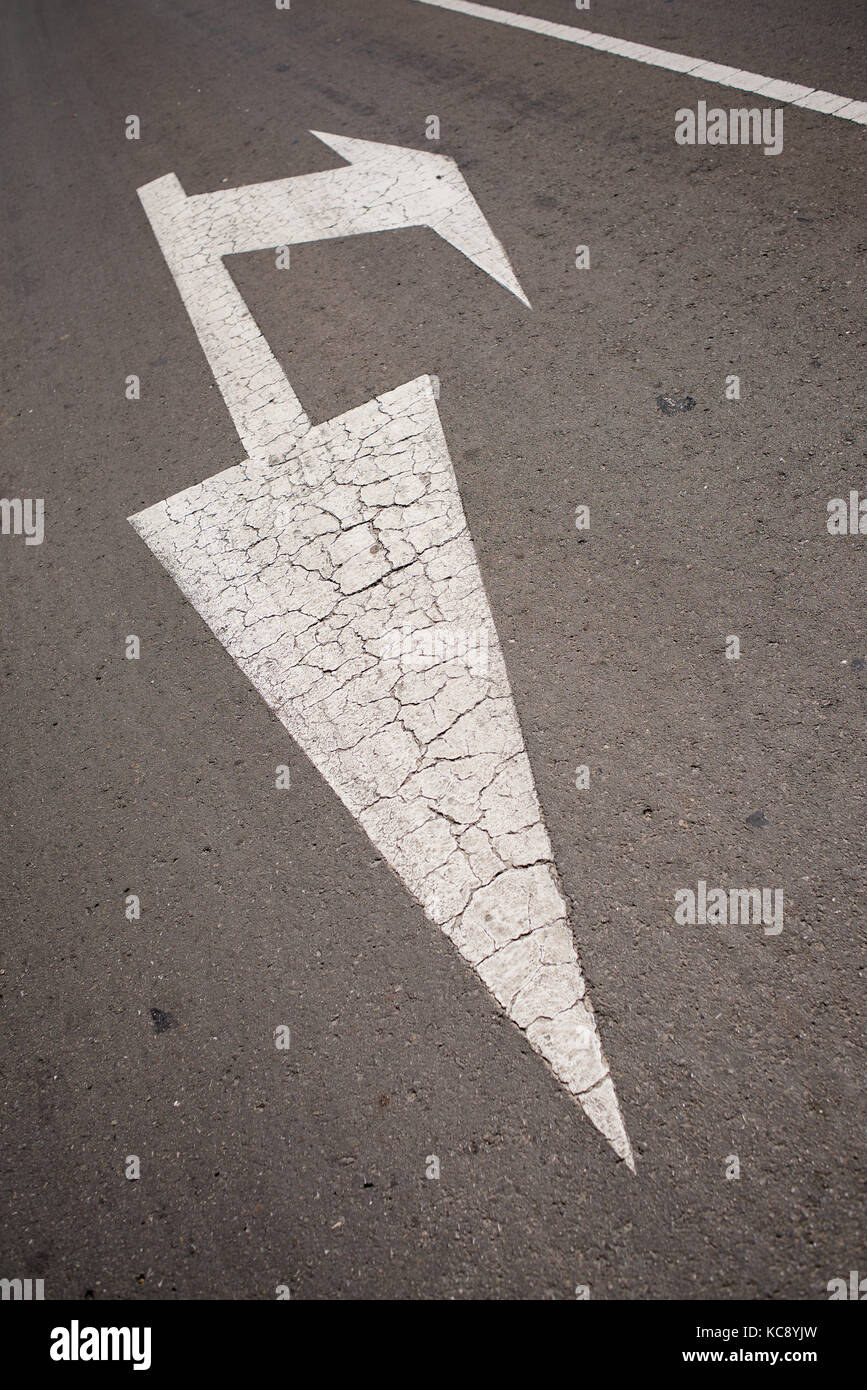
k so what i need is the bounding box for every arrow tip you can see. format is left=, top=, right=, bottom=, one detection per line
left=309, top=129, right=385, bottom=163
left=578, top=1076, right=635, bottom=1171
left=309, top=130, right=530, bottom=308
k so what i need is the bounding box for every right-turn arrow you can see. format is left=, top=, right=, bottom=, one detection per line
left=130, top=133, right=634, bottom=1169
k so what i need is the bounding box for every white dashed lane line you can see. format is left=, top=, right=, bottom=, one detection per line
left=414, top=0, right=867, bottom=124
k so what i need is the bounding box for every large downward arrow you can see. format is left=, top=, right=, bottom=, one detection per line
left=131, top=133, right=633, bottom=1168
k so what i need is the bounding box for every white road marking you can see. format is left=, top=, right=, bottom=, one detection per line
left=130, top=139, right=634, bottom=1167
left=137, top=133, right=527, bottom=466
left=414, top=0, right=867, bottom=124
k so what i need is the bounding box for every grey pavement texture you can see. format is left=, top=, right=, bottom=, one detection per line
left=0, top=0, right=864, bottom=1298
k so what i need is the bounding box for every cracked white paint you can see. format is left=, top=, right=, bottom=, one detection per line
left=130, top=137, right=633, bottom=1168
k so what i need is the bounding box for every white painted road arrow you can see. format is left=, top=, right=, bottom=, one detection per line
left=136, top=133, right=527, bottom=467
left=131, top=134, right=634, bottom=1168
left=176, top=131, right=530, bottom=302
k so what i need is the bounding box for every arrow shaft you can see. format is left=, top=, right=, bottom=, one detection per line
left=138, top=172, right=312, bottom=461
left=183, top=165, right=424, bottom=256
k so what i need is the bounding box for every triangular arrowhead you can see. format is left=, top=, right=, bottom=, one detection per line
left=309, top=131, right=531, bottom=306
left=309, top=130, right=412, bottom=166
left=129, top=375, right=631, bottom=1167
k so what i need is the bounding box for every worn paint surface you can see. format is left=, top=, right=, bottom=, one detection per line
left=130, top=140, right=634, bottom=1167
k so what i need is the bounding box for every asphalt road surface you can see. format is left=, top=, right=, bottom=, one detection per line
left=1, top=0, right=864, bottom=1301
